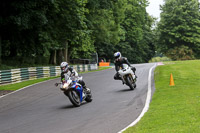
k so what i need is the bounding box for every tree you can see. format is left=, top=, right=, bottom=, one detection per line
left=118, top=0, right=155, bottom=63
left=86, top=0, right=126, bottom=61
left=46, top=0, right=95, bottom=64
left=158, top=0, right=200, bottom=59
left=1, top=0, right=57, bottom=64
left=0, top=0, right=157, bottom=67
left=0, top=36, right=1, bottom=64
left=0, top=0, right=95, bottom=65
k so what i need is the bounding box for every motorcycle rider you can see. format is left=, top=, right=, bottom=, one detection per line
left=113, top=52, right=136, bottom=81
left=60, top=61, right=89, bottom=92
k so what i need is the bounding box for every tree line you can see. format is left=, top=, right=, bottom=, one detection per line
left=0, top=0, right=199, bottom=67
left=156, top=0, right=200, bottom=60
left=0, top=0, right=155, bottom=66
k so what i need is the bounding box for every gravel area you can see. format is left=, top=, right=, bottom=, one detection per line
left=0, top=90, right=14, bottom=96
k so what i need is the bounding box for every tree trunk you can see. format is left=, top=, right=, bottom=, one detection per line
left=53, top=50, right=57, bottom=64
left=57, top=49, right=63, bottom=65
left=0, top=36, right=1, bottom=64
left=9, top=44, right=17, bottom=58
left=49, top=50, right=57, bottom=65
left=63, top=41, right=68, bottom=62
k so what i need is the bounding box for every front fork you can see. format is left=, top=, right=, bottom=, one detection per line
left=63, top=86, right=83, bottom=102
left=123, top=74, right=136, bottom=84
left=75, top=86, right=83, bottom=102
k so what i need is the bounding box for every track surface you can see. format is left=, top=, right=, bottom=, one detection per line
left=0, top=63, right=156, bottom=133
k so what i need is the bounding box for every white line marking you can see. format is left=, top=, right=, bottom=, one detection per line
left=118, top=63, right=157, bottom=133
left=0, top=78, right=59, bottom=99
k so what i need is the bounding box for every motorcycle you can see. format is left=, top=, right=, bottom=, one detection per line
left=118, top=64, right=137, bottom=90
left=55, top=76, right=92, bottom=107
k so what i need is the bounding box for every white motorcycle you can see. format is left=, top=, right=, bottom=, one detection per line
left=118, top=64, right=137, bottom=90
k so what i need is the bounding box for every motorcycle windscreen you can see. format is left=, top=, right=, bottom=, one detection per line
left=121, top=64, right=129, bottom=69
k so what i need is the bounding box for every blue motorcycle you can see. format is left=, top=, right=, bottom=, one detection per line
left=55, top=76, right=92, bottom=107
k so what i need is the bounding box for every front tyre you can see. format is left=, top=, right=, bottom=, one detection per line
left=134, top=83, right=136, bottom=88
left=68, top=90, right=81, bottom=107
left=125, top=76, right=135, bottom=90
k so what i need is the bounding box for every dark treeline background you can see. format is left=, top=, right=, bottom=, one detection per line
left=0, top=0, right=199, bottom=68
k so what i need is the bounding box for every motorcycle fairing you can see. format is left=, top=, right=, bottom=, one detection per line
left=72, top=83, right=83, bottom=102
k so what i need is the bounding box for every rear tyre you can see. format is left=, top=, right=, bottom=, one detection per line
left=68, top=90, right=81, bottom=107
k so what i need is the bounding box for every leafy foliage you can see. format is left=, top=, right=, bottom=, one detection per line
left=166, top=45, right=195, bottom=60
left=117, top=0, right=155, bottom=63
left=158, top=0, right=200, bottom=59
left=0, top=0, right=156, bottom=67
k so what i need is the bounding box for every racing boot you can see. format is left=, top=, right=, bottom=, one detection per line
left=86, top=88, right=91, bottom=94
left=121, top=79, right=125, bottom=85
left=131, top=67, right=137, bottom=75
left=83, top=85, right=91, bottom=94
left=131, top=67, right=137, bottom=78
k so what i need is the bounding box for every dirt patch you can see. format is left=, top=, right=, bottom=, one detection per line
left=0, top=90, right=14, bottom=96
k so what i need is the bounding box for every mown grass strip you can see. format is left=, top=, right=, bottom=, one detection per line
left=0, top=66, right=112, bottom=91
left=124, top=60, right=200, bottom=133
left=0, top=76, right=59, bottom=91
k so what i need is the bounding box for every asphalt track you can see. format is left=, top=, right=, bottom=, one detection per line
left=0, top=63, right=156, bottom=133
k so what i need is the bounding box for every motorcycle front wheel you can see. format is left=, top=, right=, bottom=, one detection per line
left=68, top=90, right=81, bottom=107
left=125, top=76, right=135, bottom=90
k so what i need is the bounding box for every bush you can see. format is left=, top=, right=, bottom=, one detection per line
left=149, top=56, right=172, bottom=62
left=166, top=45, right=195, bottom=61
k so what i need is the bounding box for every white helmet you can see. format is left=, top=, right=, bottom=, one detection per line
left=60, top=62, right=68, bottom=72
left=114, top=52, right=121, bottom=60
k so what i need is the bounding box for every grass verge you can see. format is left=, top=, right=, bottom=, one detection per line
left=0, top=66, right=111, bottom=91
left=124, top=60, right=200, bottom=133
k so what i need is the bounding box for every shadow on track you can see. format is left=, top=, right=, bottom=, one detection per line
left=115, top=88, right=134, bottom=92
left=58, top=101, right=89, bottom=109
left=59, top=105, right=74, bottom=109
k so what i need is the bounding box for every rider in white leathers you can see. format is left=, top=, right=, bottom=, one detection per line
left=60, top=62, right=87, bottom=90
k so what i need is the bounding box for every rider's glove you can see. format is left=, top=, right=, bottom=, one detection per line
left=55, top=83, right=58, bottom=87
left=70, top=72, right=75, bottom=76
left=131, top=66, right=136, bottom=72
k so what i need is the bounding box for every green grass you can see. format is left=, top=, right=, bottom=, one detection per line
left=80, top=66, right=111, bottom=74
left=0, top=76, right=59, bottom=91
left=124, top=60, right=200, bottom=133
left=0, top=66, right=111, bottom=91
